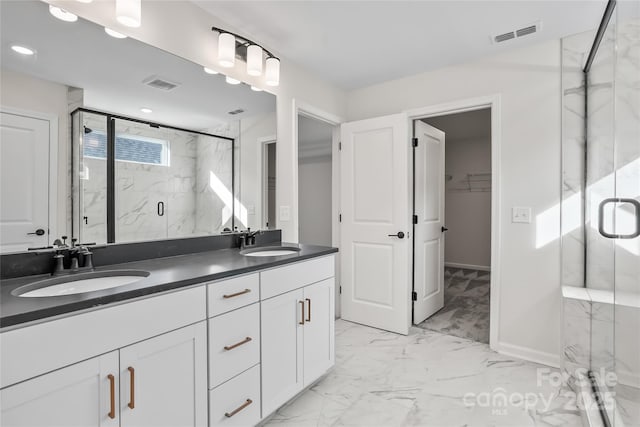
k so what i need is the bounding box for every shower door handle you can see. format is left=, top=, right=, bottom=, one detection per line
left=157, top=201, right=165, bottom=217
left=598, top=198, right=640, bottom=239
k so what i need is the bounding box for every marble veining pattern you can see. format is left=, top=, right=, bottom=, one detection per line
left=79, top=115, right=234, bottom=243
left=263, top=320, right=582, bottom=427
left=415, top=268, right=490, bottom=344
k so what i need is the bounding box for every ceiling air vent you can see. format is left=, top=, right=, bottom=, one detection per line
left=516, top=25, right=537, bottom=37
left=228, top=108, right=245, bottom=115
left=492, top=21, right=541, bottom=44
left=494, top=32, right=515, bottom=43
left=142, top=75, right=180, bottom=91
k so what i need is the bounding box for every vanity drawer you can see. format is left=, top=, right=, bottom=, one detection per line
left=260, top=255, right=335, bottom=300
left=209, top=364, right=261, bottom=427
left=208, top=273, right=259, bottom=317
left=209, top=303, right=260, bottom=388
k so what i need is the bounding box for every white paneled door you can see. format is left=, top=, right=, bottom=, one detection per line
left=0, top=112, right=51, bottom=252
left=340, top=114, right=411, bottom=335
left=413, top=121, right=446, bottom=324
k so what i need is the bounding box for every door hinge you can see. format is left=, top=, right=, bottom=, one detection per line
left=413, top=215, right=418, bottom=224
left=339, top=286, right=342, bottom=294
left=412, top=291, right=417, bottom=301
left=339, top=142, right=342, bottom=151
left=339, top=214, right=342, bottom=222
left=412, top=137, right=418, bottom=147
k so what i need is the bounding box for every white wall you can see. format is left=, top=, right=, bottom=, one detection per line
left=298, top=157, right=332, bottom=246
left=0, top=69, right=69, bottom=239
left=45, top=0, right=347, bottom=243
left=239, top=112, right=277, bottom=230
left=347, top=40, right=563, bottom=365
left=441, top=136, right=492, bottom=268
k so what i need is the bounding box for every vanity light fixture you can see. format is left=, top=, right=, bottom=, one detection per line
left=105, top=28, right=127, bottom=39
left=116, top=0, right=141, bottom=28
left=49, top=5, right=78, bottom=22
left=225, top=76, right=241, bottom=85
left=212, top=27, right=280, bottom=86
left=11, top=45, right=35, bottom=56
left=140, top=108, right=153, bottom=114
left=203, top=67, right=219, bottom=75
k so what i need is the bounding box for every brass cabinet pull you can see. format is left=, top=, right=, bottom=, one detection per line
left=224, top=399, right=253, bottom=418
left=224, top=337, right=252, bottom=351
left=107, top=374, right=116, bottom=419
left=223, top=289, right=251, bottom=299
left=306, top=298, right=311, bottom=322
left=128, top=367, right=135, bottom=409
left=299, top=300, right=305, bottom=325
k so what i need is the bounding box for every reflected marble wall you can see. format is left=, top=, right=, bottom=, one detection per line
left=80, top=116, right=233, bottom=243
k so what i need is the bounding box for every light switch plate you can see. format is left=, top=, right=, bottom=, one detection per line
left=247, top=205, right=255, bottom=215
left=512, top=207, right=532, bottom=223
left=279, top=206, right=291, bottom=222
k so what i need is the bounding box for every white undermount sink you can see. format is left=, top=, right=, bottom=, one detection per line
left=13, top=270, right=150, bottom=297
left=240, top=246, right=302, bottom=257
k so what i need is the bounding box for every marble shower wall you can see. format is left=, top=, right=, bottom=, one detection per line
left=561, top=9, right=640, bottom=411
left=79, top=115, right=233, bottom=243
left=195, top=133, right=234, bottom=234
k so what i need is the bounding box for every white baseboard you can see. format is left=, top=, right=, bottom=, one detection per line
left=494, top=341, right=560, bottom=368
left=445, top=262, right=491, bottom=271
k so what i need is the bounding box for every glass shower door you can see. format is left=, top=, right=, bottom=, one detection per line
left=114, top=117, right=169, bottom=243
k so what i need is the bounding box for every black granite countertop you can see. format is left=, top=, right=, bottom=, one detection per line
left=0, top=243, right=337, bottom=329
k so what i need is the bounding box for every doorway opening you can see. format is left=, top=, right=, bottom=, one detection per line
left=261, top=140, right=277, bottom=230
left=297, top=114, right=335, bottom=246
left=412, top=108, right=492, bottom=344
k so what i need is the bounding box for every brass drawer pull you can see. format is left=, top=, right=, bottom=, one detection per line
left=128, top=367, right=135, bottom=409
left=107, top=374, right=116, bottom=419
left=223, top=288, right=251, bottom=299
left=225, top=399, right=253, bottom=418
left=299, top=300, right=305, bottom=325
left=305, top=298, right=311, bottom=322
left=224, top=337, right=252, bottom=351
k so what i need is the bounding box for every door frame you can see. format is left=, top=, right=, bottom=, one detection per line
left=405, top=94, right=501, bottom=351
left=0, top=106, right=59, bottom=246
left=292, top=100, right=343, bottom=316
left=257, top=135, right=277, bottom=229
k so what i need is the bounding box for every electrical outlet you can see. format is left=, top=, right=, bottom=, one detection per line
left=512, top=207, right=532, bottom=223
left=279, top=206, right=291, bottom=221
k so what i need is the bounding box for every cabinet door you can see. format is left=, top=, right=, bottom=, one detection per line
left=1, top=351, right=119, bottom=427
left=119, top=322, right=207, bottom=427
left=261, top=289, right=304, bottom=416
left=303, top=278, right=335, bottom=386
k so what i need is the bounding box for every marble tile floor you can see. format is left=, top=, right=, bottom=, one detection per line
left=415, top=267, right=491, bottom=344
left=263, top=320, right=582, bottom=427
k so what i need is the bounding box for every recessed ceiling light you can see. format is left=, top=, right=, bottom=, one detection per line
left=225, top=76, right=241, bottom=85
left=76, top=0, right=93, bottom=3
left=105, top=28, right=127, bottom=39
left=11, top=45, right=35, bottom=56
left=203, top=67, right=218, bottom=75
left=49, top=5, right=78, bottom=22
left=250, top=86, right=263, bottom=92
left=140, top=108, right=153, bottom=114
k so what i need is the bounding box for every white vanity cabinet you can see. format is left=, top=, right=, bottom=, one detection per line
left=260, top=256, right=335, bottom=416
left=207, top=273, right=262, bottom=427
left=1, top=351, right=119, bottom=427
left=0, top=286, right=208, bottom=427
left=119, top=322, right=207, bottom=427
left=1, top=322, right=207, bottom=427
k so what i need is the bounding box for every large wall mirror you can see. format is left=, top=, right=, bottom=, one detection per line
left=0, top=0, right=276, bottom=250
